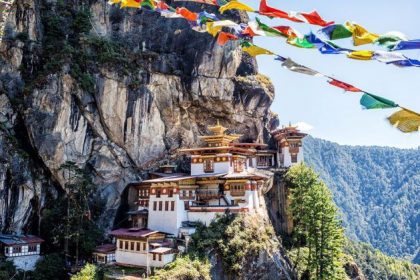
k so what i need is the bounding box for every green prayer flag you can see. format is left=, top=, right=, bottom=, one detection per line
left=375, top=33, right=407, bottom=50
left=287, top=37, right=315, bottom=48
left=141, top=0, right=155, bottom=9
left=360, top=93, right=398, bottom=109
left=256, top=18, right=284, bottom=37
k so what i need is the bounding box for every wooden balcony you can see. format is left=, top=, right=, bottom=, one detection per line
left=230, top=190, right=245, bottom=197
left=195, top=190, right=223, bottom=201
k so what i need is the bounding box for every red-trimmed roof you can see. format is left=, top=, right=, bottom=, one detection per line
left=110, top=228, right=161, bottom=239
left=94, top=244, right=116, bottom=253
left=0, top=234, right=44, bottom=246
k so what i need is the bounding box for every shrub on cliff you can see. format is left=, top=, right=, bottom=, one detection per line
left=152, top=255, right=211, bottom=280
left=190, top=213, right=274, bottom=277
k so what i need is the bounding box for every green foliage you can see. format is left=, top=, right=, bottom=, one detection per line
left=285, top=163, right=346, bottom=280
left=71, top=263, right=103, bottom=280
left=345, top=240, right=420, bottom=280
left=152, top=255, right=211, bottom=280
left=0, top=259, right=17, bottom=280
left=190, top=213, right=274, bottom=276
left=40, top=161, right=104, bottom=260
left=32, top=253, right=68, bottom=280
left=303, top=136, right=419, bottom=261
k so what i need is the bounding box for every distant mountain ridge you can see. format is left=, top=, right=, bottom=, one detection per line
left=303, top=136, right=420, bottom=263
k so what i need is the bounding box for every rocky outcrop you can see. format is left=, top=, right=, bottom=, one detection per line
left=0, top=0, right=277, bottom=233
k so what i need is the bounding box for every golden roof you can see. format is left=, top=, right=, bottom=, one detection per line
left=199, top=120, right=242, bottom=144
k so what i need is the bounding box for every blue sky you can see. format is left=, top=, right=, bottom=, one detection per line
left=242, top=0, right=420, bottom=148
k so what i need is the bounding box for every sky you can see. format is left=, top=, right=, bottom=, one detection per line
left=241, top=0, right=420, bottom=148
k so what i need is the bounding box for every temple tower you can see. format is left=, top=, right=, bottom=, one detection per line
left=272, top=126, right=307, bottom=168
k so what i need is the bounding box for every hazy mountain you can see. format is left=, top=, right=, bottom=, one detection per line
left=304, top=136, right=419, bottom=262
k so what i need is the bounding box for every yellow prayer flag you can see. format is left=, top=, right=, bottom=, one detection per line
left=219, top=0, right=255, bottom=14
left=121, top=0, right=140, bottom=8
left=388, top=108, right=420, bottom=133
left=206, top=22, right=223, bottom=37
left=346, top=22, right=379, bottom=46
left=242, top=45, right=274, bottom=57
left=347, top=50, right=374, bottom=60
left=108, top=0, right=122, bottom=4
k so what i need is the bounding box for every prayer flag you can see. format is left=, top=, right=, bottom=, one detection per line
left=373, top=51, right=407, bottom=63
left=281, top=58, right=324, bottom=77
left=287, top=37, right=315, bottom=49
left=176, top=7, right=198, bottom=21
left=121, top=0, right=140, bottom=8
left=206, top=21, right=222, bottom=36
left=328, top=79, right=361, bottom=92
left=174, top=0, right=218, bottom=5
left=259, top=0, right=291, bottom=19
left=360, top=93, right=398, bottom=109
left=387, top=58, right=420, bottom=67
left=388, top=108, right=420, bottom=133
left=247, top=18, right=285, bottom=37
left=109, top=0, right=122, bottom=4
left=219, top=0, right=254, bottom=14
left=319, top=24, right=353, bottom=40
left=392, top=39, right=420, bottom=51
left=217, top=32, right=238, bottom=45
left=140, top=0, right=155, bottom=9
left=375, top=32, right=408, bottom=49
left=346, top=22, right=379, bottom=46
left=241, top=41, right=274, bottom=56
left=272, top=26, right=300, bottom=38
left=347, top=50, right=374, bottom=60
left=198, top=11, right=219, bottom=24
left=156, top=0, right=170, bottom=10
left=298, top=11, right=334, bottom=27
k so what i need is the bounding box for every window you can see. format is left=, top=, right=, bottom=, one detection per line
left=153, top=254, right=156, bottom=261
left=159, top=201, right=163, bottom=211
left=137, top=242, right=141, bottom=251
left=153, top=201, right=157, bottom=211
left=119, top=240, right=123, bottom=249
left=125, top=241, right=129, bottom=250
left=204, top=159, right=214, bottom=173
left=12, top=246, right=22, bottom=254
left=143, top=243, right=147, bottom=251
left=233, top=159, right=244, bottom=172
left=249, top=158, right=253, bottom=167
left=291, top=154, right=298, bottom=163
left=168, top=189, right=173, bottom=197
left=165, top=201, right=169, bottom=211
left=158, top=254, right=162, bottom=261
left=156, top=190, right=161, bottom=198
left=171, top=201, right=175, bottom=211
left=257, top=156, right=273, bottom=167
left=231, top=184, right=245, bottom=196
left=131, top=242, right=135, bottom=251
left=189, top=190, right=193, bottom=197
left=28, top=245, right=37, bottom=252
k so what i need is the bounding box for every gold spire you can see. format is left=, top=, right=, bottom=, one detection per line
left=200, top=121, right=242, bottom=147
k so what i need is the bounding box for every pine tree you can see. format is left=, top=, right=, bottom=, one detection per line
left=286, top=163, right=346, bottom=279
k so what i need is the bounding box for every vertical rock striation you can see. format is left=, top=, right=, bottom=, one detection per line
left=0, top=0, right=277, bottom=232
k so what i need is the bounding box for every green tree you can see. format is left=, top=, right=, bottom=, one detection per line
left=286, top=163, right=346, bottom=279
left=0, top=259, right=17, bottom=280
left=32, top=253, right=68, bottom=280
left=71, top=263, right=103, bottom=280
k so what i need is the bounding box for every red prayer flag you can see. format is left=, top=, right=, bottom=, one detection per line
left=176, top=7, right=198, bottom=21
left=242, top=26, right=259, bottom=37
left=328, top=79, right=361, bottom=92
left=272, top=26, right=298, bottom=37
left=217, top=32, right=238, bottom=46
left=259, top=0, right=303, bottom=22
left=299, top=11, right=334, bottom=27
left=157, top=1, right=170, bottom=10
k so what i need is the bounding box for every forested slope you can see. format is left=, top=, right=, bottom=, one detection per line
left=303, top=136, right=419, bottom=262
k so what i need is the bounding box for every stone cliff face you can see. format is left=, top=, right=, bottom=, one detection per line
left=0, top=0, right=277, bottom=233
